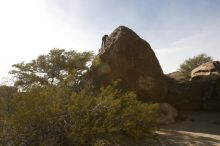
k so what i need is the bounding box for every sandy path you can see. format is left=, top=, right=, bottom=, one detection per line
left=157, top=112, right=220, bottom=146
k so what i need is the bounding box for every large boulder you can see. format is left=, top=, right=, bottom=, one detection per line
left=191, top=61, right=220, bottom=80
left=88, top=26, right=167, bottom=100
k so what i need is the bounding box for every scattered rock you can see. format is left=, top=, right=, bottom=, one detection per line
left=88, top=26, right=167, bottom=100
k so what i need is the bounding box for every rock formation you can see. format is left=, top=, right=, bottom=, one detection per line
left=191, top=61, right=220, bottom=80
left=88, top=26, right=167, bottom=100
left=167, top=71, right=186, bottom=82
left=166, top=68, right=220, bottom=111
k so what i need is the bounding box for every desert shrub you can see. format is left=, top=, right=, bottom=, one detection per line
left=0, top=86, right=17, bottom=116
left=0, top=86, right=17, bottom=146
left=1, top=84, right=157, bottom=146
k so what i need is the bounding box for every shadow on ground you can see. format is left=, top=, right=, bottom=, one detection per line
left=157, top=112, right=220, bottom=146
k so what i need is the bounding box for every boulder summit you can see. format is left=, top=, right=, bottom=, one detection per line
left=88, top=26, right=167, bottom=100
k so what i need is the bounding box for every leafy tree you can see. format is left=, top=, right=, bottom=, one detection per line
left=10, top=48, right=93, bottom=91
left=179, top=53, right=213, bottom=79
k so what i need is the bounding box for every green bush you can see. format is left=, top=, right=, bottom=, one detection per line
left=1, top=85, right=157, bottom=146
left=0, top=86, right=17, bottom=116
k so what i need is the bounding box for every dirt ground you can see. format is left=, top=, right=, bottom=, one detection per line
left=157, top=112, right=220, bottom=146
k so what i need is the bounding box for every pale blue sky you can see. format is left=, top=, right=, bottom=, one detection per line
left=0, top=0, right=220, bottom=84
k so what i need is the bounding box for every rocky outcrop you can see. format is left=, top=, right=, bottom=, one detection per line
left=191, top=61, right=220, bottom=80
left=166, top=61, right=220, bottom=111
left=88, top=26, right=167, bottom=100
left=166, top=74, right=220, bottom=111
left=155, top=103, right=178, bottom=125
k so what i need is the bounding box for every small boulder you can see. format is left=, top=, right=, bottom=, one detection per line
left=155, top=103, right=178, bottom=125
left=167, top=71, right=186, bottom=82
